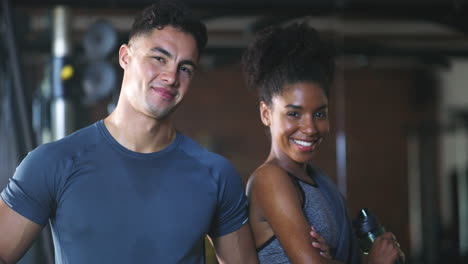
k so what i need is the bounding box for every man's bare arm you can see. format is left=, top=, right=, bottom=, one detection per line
left=208, top=223, right=258, bottom=264
left=0, top=199, right=42, bottom=264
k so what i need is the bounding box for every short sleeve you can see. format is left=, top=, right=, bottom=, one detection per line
left=208, top=159, right=248, bottom=238
left=1, top=144, right=60, bottom=226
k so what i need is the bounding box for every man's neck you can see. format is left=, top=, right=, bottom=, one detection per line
left=103, top=110, right=176, bottom=154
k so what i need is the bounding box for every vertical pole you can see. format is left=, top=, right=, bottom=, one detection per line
left=334, top=47, right=347, bottom=196
left=407, top=132, right=423, bottom=261
left=51, top=6, right=74, bottom=140
left=455, top=121, right=468, bottom=256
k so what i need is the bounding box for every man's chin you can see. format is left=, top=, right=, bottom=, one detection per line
left=149, top=106, right=176, bottom=120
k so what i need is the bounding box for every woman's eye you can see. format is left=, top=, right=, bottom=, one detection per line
left=287, top=111, right=300, bottom=118
left=315, top=111, right=328, bottom=119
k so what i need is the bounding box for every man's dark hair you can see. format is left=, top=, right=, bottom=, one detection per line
left=242, top=23, right=335, bottom=105
left=129, top=0, right=207, bottom=56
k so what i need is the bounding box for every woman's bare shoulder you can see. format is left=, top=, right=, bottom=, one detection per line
left=247, top=163, right=290, bottom=193
left=247, top=162, right=302, bottom=209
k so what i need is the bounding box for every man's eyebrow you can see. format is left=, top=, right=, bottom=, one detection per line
left=151, top=47, right=197, bottom=69
left=151, top=47, right=172, bottom=58
left=180, top=60, right=197, bottom=69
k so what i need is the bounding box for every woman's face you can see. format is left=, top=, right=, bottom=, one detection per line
left=261, top=81, right=329, bottom=164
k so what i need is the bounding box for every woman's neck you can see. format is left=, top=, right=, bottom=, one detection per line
left=266, top=151, right=310, bottom=180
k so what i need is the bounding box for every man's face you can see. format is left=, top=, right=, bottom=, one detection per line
left=119, top=26, right=199, bottom=120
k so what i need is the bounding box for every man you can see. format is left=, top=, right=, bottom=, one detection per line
left=0, top=1, right=257, bottom=263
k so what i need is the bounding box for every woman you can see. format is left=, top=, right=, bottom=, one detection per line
left=242, top=23, right=403, bottom=264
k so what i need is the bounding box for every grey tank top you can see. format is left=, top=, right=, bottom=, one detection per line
left=257, top=175, right=339, bottom=264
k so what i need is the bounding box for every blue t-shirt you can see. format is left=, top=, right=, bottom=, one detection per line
left=1, top=121, right=248, bottom=264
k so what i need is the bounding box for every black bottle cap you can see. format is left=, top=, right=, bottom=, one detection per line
left=353, top=208, right=380, bottom=236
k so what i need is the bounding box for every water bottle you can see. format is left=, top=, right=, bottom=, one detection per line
left=353, top=208, right=401, bottom=264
